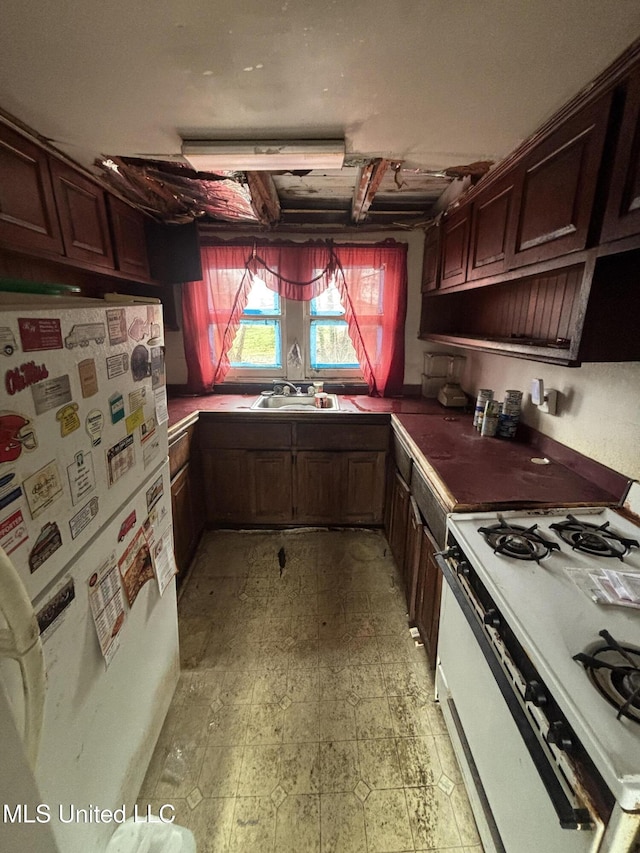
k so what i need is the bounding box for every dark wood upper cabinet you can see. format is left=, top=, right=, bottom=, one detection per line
left=49, top=158, right=114, bottom=269
left=467, top=174, right=515, bottom=280
left=601, top=68, right=640, bottom=244
left=508, top=93, right=613, bottom=268
left=439, top=204, right=471, bottom=289
left=421, top=223, right=441, bottom=292
left=107, top=196, right=150, bottom=280
left=0, top=124, right=63, bottom=256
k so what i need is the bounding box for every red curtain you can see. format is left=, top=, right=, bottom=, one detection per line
left=181, top=239, right=407, bottom=396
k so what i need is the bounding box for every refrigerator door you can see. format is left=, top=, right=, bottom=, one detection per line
left=4, top=460, right=179, bottom=853
left=0, top=300, right=168, bottom=600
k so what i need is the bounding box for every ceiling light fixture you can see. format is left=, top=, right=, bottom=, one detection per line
left=181, top=138, right=345, bottom=171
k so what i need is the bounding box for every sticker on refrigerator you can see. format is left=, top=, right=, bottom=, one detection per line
left=150, top=346, right=165, bottom=389
left=37, top=577, right=75, bottom=641
left=154, top=386, right=169, bottom=425
left=56, top=402, right=80, bottom=437
left=5, top=361, right=49, bottom=396
left=109, top=393, right=125, bottom=424
left=29, top=521, right=62, bottom=572
left=0, top=472, right=23, bottom=510
left=106, top=434, right=135, bottom=486
left=141, top=420, right=160, bottom=470
left=118, top=527, right=155, bottom=607
left=0, top=507, right=29, bottom=556
left=118, top=509, right=137, bottom=542
left=23, top=460, right=63, bottom=519
left=67, top=450, right=96, bottom=505
left=106, top=352, right=129, bottom=379
left=31, top=374, right=72, bottom=415
left=0, top=327, right=18, bottom=357
left=128, top=386, right=147, bottom=413
left=146, top=473, right=164, bottom=512
left=18, top=317, right=63, bottom=352
left=85, top=409, right=104, bottom=447
left=128, top=316, right=148, bottom=342
left=0, top=413, right=37, bottom=463
left=64, top=323, right=105, bottom=349
left=145, top=521, right=177, bottom=596
left=106, top=308, right=128, bottom=345
left=125, top=406, right=145, bottom=434
left=78, top=358, right=98, bottom=397
left=131, top=345, right=150, bottom=381
left=69, top=496, right=99, bottom=539
left=88, top=553, right=126, bottom=666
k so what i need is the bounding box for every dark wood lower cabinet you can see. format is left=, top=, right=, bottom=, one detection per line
left=296, top=452, right=341, bottom=524
left=250, top=451, right=293, bottom=523
left=170, top=463, right=202, bottom=576
left=404, top=498, right=423, bottom=624
left=342, top=452, right=386, bottom=524
left=389, top=471, right=411, bottom=577
left=414, top=525, right=443, bottom=664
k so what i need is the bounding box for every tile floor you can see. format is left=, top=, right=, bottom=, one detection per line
left=138, top=528, right=483, bottom=853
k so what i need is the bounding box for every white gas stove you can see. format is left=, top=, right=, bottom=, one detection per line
left=436, top=483, right=640, bottom=853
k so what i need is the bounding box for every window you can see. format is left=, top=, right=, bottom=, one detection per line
left=228, top=275, right=362, bottom=381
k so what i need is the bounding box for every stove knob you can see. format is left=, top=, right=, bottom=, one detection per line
left=483, top=610, right=501, bottom=629
left=458, top=561, right=471, bottom=577
left=524, top=680, right=548, bottom=707
left=443, top=546, right=461, bottom=560
left=547, top=721, right=573, bottom=752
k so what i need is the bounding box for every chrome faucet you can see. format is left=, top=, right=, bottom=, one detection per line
left=272, top=379, right=303, bottom=395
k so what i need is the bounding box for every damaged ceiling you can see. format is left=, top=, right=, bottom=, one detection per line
left=2, top=1, right=640, bottom=230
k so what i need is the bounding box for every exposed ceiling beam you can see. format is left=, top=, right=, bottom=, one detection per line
left=246, top=171, right=281, bottom=226
left=351, top=158, right=393, bottom=223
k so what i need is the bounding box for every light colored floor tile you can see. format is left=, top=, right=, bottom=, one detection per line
left=320, top=792, right=367, bottom=853
left=319, top=666, right=353, bottom=701
left=220, top=669, right=255, bottom=705
left=319, top=740, right=359, bottom=793
left=289, top=638, right=320, bottom=669
left=396, top=736, right=442, bottom=787
left=283, top=701, right=320, bottom=743
left=198, top=745, right=243, bottom=797
left=287, top=668, right=320, bottom=702
left=318, top=700, right=357, bottom=741
left=206, top=704, right=249, bottom=746
left=183, top=670, right=224, bottom=705
left=275, top=793, right=320, bottom=853
left=354, top=697, right=395, bottom=740
left=363, top=788, right=414, bottom=853
left=319, top=638, right=349, bottom=668
left=245, top=703, right=284, bottom=745
left=237, top=744, right=282, bottom=796
left=349, top=664, right=386, bottom=698
left=291, top=614, right=319, bottom=641
left=450, top=783, right=481, bottom=846
left=357, top=739, right=403, bottom=789
left=405, top=786, right=463, bottom=850
left=280, top=742, right=321, bottom=794
left=388, top=694, right=433, bottom=738
left=184, top=796, right=235, bottom=853
left=252, top=667, right=288, bottom=704
left=169, top=704, right=212, bottom=750
left=229, top=796, right=276, bottom=853
left=348, top=636, right=381, bottom=666
left=434, top=733, right=463, bottom=785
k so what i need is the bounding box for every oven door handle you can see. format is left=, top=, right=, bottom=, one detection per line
left=436, top=554, right=592, bottom=831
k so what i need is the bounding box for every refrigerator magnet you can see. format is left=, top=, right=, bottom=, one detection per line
left=118, top=527, right=154, bottom=607
left=0, top=413, right=38, bottom=463
left=109, top=393, right=125, bottom=424
left=5, top=361, right=49, bottom=396
left=106, top=435, right=135, bottom=486
left=106, top=352, right=129, bottom=379
left=36, top=576, right=75, bottom=640
left=85, top=409, right=104, bottom=446
left=128, top=315, right=148, bottom=342
left=64, top=323, right=105, bottom=349
left=31, top=374, right=72, bottom=415
left=0, top=327, right=18, bottom=357
left=131, top=345, right=150, bottom=381
left=69, top=496, right=99, bottom=539
left=128, top=386, right=146, bottom=412
left=125, top=406, right=145, bottom=434
left=67, top=451, right=96, bottom=506
left=0, top=506, right=29, bottom=556
left=28, top=521, right=62, bottom=572
left=23, top=460, right=64, bottom=519
left=106, top=308, right=127, bottom=345
left=146, top=473, right=164, bottom=512
left=18, top=317, right=63, bottom=352
left=0, top=471, right=23, bottom=511
left=56, top=402, right=80, bottom=437
left=78, top=358, right=98, bottom=397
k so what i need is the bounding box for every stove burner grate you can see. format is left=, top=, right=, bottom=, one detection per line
left=550, top=515, right=639, bottom=561
left=478, top=516, right=560, bottom=562
left=573, top=630, right=640, bottom=724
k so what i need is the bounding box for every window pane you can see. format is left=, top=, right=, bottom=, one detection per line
left=244, top=276, right=280, bottom=315
left=229, top=319, right=282, bottom=368
left=310, top=320, right=359, bottom=368
left=310, top=282, right=344, bottom=316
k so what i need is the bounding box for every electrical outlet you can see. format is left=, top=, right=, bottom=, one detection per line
left=538, top=389, right=558, bottom=415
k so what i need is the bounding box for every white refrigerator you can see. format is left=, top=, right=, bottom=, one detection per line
left=0, top=294, right=179, bottom=853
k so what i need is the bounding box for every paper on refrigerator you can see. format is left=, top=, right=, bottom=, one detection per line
left=88, top=553, right=126, bottom=666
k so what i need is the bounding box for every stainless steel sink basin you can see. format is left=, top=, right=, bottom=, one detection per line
left=251, top=394, right=339, bottom=411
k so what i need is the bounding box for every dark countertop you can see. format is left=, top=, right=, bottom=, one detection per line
left=167, top=394, right=627, bottom=510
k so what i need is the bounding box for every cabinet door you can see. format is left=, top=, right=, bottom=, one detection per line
left=467, top=174, right=515, bottom=280
left=342, top=451, right=386, bottom=524
left=421, top=224, right=441, bottom=291
left=508, top=92, right=612, bottom=268
left=389, top=471, right=411, bottom=576
left=404, top=498, right=423, bottom=622
left=415, top=525, right=442, bottom=666
left=202, top=450, right=249, bottom=524
left=107, top=195, right=150, bottom=280
left=0, top=124, right=63, bottom=256
left=249, top=451, right=293, bottom=523
left=439, top=204, right=471, bottom=289
left=49, top=158, right=115, bottom=269
left=171, top=464, right=197, bottom=574
left=601, top=69, right=640, bottom=243
left=295, top=451, right=342, bottom=524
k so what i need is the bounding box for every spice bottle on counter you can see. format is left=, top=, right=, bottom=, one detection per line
left=473, top=389, right=494, bottom=430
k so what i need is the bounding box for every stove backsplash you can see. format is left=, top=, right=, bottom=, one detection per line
left=624, top=481, right=640, bottom=516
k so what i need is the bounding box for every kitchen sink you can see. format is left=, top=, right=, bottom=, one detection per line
left=250, top=394, right=339, bottom=411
